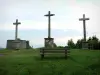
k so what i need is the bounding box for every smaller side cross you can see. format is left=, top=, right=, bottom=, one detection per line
left=13, top=19, right=21, bottom=40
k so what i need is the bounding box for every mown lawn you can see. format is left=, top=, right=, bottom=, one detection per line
left=0, top=49, right=100, bottom=75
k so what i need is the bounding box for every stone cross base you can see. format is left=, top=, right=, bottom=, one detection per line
left=13, top=40, right=20, bottom=50
left=6, top=40, right=30, bottom=49
left=82, top=41, right=88, bottom=49
left=44, top=38, right=56, bottom=48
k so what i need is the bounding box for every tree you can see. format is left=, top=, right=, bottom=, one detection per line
left=87, top=36, right=99, bottom=50
left=67, top=39, right=76, bottom=49
left=87, top=37, right=93, bottom=49
left=76, top=39, right=82, bottom=49
left=66, top=36, right=100, bottom=50
left=57, top=46, right=64, bottom=48
left=98, top=41, right=100, bottom=49
left=91, top=36, right=99, bottom=49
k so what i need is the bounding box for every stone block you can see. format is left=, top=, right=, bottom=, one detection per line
left=44, top=38, right=55, bottom=48
left=82, top=41, right=88, bottom=49
left=6, top=40, right=30, bottom=49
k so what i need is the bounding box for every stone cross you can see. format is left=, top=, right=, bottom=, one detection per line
left=13, top=19, right=21, bottom=40
left=44, top=11, right=55, bottom=38
left=79, top=14, right=89, bottom=42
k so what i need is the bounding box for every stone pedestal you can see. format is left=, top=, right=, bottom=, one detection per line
left=13, top=40, right=21, bottom=50
left=82, top=41, right=88, bottom=49
left=44, top=38, right=55, bottom=48
left=6, top=40, right=30, bottom=49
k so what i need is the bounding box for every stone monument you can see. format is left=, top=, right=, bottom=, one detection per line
left=6, top=19, right=30, bottom=49
left=44, top=11, right=56, bottom=48
left=79, top=14, right=90, bottom=49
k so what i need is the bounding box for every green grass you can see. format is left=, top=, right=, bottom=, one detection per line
left=0, top=49, right=100, bottom=75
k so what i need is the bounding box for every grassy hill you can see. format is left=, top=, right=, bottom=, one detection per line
left=0, top=49, right=100, bottom=75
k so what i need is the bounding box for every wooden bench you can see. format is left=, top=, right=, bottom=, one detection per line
left=40, top=47, right=70, bottom=59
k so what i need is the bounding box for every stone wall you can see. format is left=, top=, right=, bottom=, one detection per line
left=6, top=40, right=30, bottom=49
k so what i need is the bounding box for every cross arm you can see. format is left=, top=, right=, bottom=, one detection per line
left=79, top=18, right=89, bottom=21
left=13, top=22, right=21, bottom=25
left=44, top=14, right=55, bottom=16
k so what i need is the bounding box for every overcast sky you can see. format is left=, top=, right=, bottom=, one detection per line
left=0, top=0, right=100, bottom=48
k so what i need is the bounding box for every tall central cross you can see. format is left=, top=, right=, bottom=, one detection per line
left=79, top=14, right=89, bottom=42
left=13, top=19, right=21, bottom=40
left=44, top=11, right=55, bottom=38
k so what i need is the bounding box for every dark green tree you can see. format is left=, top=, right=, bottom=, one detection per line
left=91, top=36, right=99, bottom=49
left=98, top=41, right=100, bottom=49
left=76, top=39, right=82, bottom=49
left=75, top=39, right=84, bottom=49
left=66, top=36, right=100, bottom=50
left=87, top=36, right=99, bottom=50
left=67, top=39, right=76, bottom=49
left=57, top=46, right=64, bottom=48
left=87, top=37, right=93, bottom=49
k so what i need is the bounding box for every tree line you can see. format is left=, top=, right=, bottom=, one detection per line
left=67, top=36, right=100, bottom=50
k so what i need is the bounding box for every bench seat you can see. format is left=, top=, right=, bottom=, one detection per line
left=40, top=47, right=70, bottom=59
